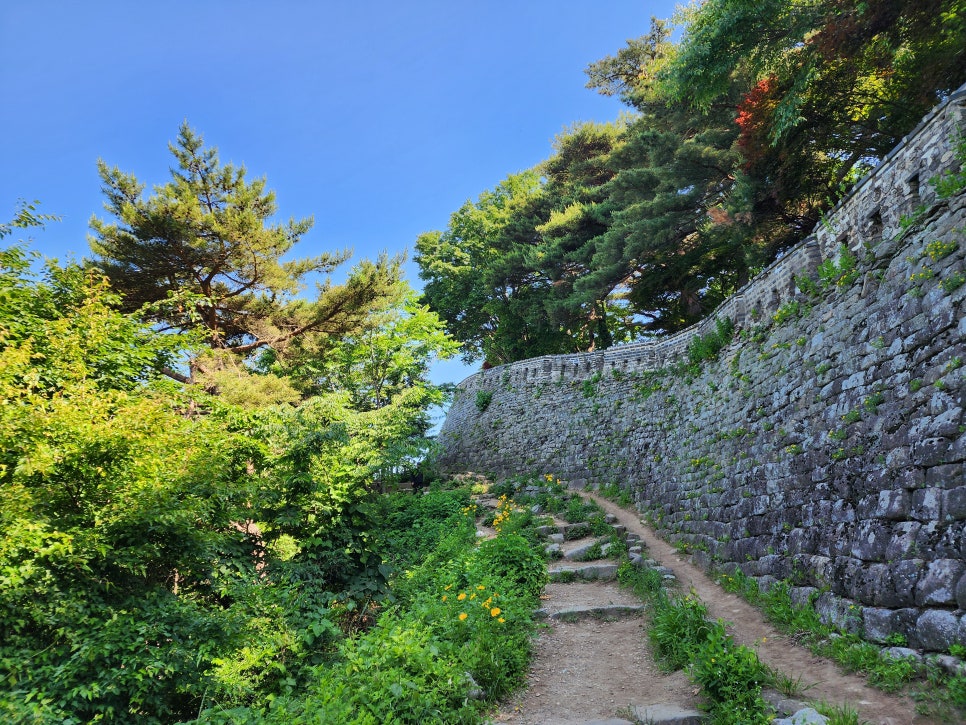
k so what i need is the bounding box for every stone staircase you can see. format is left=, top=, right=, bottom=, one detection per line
left=483, top=490, right=843, bottom=725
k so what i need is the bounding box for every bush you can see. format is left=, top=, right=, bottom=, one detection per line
left=691, top=631, right=770, bottom=724
left=686, top=317, right=735, bottom=366
left=468, top=533, right=546, bottom=600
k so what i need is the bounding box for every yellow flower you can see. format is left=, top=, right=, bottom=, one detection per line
left=444, top=584, right=452, bottom=590
left=490, top=607, right=501, bottom=617
left=477, top=585, right=485, bottom=591
left=470, top=593, right=476, bottom=600
left=498, top=617, right=505, bottom=623
left=457, top=592, right=466, bottom=601
left=459, top=612, right=468, bottom=621
left=441, top=595, right=447, bottom=602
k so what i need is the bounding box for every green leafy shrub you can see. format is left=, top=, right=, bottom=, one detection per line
left=475, top=390, right=493, bottom=412
left=691, top=631, right=770, bottom=725
left=687, top=317, right=735, bottom=366
left=817, top=244, right=859, bottom=288
left=468, top=533, right=547, bottom=600
left=649, top=593, right=715, bottom=671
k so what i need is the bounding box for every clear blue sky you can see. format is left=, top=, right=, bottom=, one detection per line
left=1, top=0, right=678, bottom=386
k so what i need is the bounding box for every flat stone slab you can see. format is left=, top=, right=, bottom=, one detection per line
left=631, top=703, right=704, bottom=724
left=762, top=691, right=809, bottom=717
left=773, top=708, right=829, bottom=725
left=582, top=720, right=634, bottom=725
left=535, top=604, right=645, bottom=620
left=564, top=539, right=609, bottom=561
left=548, top=563, right=619, bottom=581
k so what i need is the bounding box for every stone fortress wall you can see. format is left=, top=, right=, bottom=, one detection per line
left=439, top=85, right=966, bottom=650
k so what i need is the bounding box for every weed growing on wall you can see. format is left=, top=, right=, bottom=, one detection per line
left=686, top=317, right=735, bottom=368
left=475, top=389, right=493, bottom=412
left=817, top=244, right=860, bottom=288
left=932, top=133, right=966, bottom=199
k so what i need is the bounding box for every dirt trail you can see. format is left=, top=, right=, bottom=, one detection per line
left=585, top=492, right=938, bottom=725
left=493, top=552, right=698, bottom=724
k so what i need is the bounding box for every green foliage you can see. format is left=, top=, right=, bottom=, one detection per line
left=378, top=489, right=474, bottom=571
left=475, top=389, right=493, bottom=412
left=691, top=630, right=770, bottom=725
left=581, top=371, right=603, bottom=398
left=686, top=317, right=735, bottom=366
left=0, top=213, right=460, bottom=720
left=818, top=245, right=860, bottom=288
left=941, top=271, right=966, bottom=293
left=649, top=593, right=716, bottom=671
left=772, top=300, right=803, bottom=325
left=89, top=122, right=406, bottom=391
left=616, top=559, right=664, bottom=598
left=598, top=481, right=633, bottom=507
left=647, top=590, right=770, bottom=723
left=468, top=533, right=547, bottom=600
left=932, top=133, right=966, bottom=199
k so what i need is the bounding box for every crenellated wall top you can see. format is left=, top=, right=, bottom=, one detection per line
left=454, top=84, right=966, bottom=393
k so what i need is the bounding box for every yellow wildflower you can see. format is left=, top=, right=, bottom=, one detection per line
left=457, top=592, right=466, bottom=601
left=441, top=595, right=447, bottom=602
left=459, top=612, right=468, bottom=621
left=477, top=585, right=485, bottom=591
left=498, top=617, right=505, bottom=623
left=490, top=607, right=501, bottom=617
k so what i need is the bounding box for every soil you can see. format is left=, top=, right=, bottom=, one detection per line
left=488, top=491, right=942, bottom=725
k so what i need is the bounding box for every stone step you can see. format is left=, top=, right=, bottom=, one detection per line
left=548, top=563, right=619, bottom=582
left=534, top=604, right=645, bottom=621
left=630, top=704, right=704, bottom=724
left=564, top=539, right=614, bottom=561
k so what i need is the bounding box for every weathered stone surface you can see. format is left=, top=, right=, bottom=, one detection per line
left=548, top=564, right=619, bottom=581
left=863, top=607, right=899, bottom=643
left=630, top=704, right=704, bottom=724
left=915, top=559, right=965, bottom=606
left=565, top=539, right=608, bottom=561
left=772, top=708, right=829, bottom=725
left=930, top=654, right=965, bottom=677
left=438, top=90, right=966, bottom=649
left=882, top=647, right=922, bottom=664
left=916, top=609, right=961, bottom=651
left=538, top=604, right=645, bottom=621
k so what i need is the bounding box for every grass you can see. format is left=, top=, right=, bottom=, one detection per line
left=716, top=568, right=965, bottom=719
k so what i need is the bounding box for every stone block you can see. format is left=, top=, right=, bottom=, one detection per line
left=874, top=489, right=911, bottom=520
left=630, top=704, right=704, bottom=725
left=915, top=559, right=965, bottom=606
left=863, top=607, right=899, bottom=643
left=814, top=591, right=862, bottom=633
left=889, top=559, right=924, bottom=607
left=911, top=488, right=942, bottom=522
left=916, top=609, right=960, bottom=651
left=943, top=487, right=966, bottom=521
left=773, top=708, right=830, bottom=725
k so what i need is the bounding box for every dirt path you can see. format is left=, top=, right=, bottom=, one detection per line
left=493, top=555, right=699, bottom=724
left=584, top=492, right=938, bottom=725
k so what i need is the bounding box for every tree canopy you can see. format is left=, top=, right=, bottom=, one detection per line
left=417, top=2, right=966, bottom=360
left=89, top=123, right=406, bottom=383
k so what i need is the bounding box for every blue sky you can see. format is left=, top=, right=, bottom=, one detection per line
left=1, top=0, right=679, bottom=387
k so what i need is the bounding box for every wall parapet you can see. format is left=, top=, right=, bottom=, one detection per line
left=452, top=84, right=966, bottom=394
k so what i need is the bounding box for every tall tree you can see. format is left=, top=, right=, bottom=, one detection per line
left=89, top=123, right=405, bottom=381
